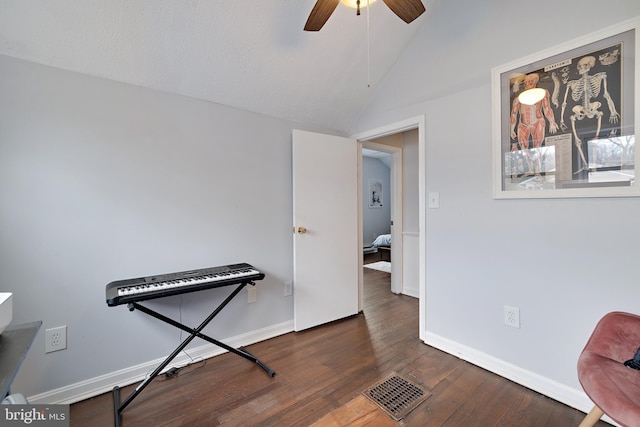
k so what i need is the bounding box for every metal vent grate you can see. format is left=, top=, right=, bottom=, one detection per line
left=363, top=373, right=430, bottom=421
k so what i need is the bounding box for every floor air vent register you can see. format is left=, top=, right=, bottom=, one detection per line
left=363, top=373, right=431, bottom=421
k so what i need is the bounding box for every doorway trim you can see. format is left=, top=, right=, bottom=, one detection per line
left=352, top=115, right=426, bottom=341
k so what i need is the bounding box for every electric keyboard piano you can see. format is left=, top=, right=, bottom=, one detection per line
left=105, top=262, right=274, bottom=427
left=105, top=263, right=264, bottom=306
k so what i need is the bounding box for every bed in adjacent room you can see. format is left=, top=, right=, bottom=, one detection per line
left=371, top=233, right=391, bottom=248
left=364, top=233, right=391, bottom=262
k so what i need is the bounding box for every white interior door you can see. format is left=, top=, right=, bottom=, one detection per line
left=292, top=129, right=359, bottom=331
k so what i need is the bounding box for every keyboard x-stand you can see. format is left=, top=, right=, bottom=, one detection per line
left=105, top=263, right=275, bottom=427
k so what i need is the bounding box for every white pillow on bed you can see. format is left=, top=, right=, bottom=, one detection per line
left=372, top=234, right=391, bottom=247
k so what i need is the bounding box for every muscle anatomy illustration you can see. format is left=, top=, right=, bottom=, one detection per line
left=510, top=73, right=559, bottom=177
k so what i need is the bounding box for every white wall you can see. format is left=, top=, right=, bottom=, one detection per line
left=352, top=0, right=640, bottom=413
left=0, top=55, right=337, bottom=401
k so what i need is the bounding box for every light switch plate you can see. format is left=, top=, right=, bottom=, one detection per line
left=428, top=192, right=440, bottom=209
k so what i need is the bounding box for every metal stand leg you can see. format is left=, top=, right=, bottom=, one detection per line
left=112, top=281, right=275, bottom=426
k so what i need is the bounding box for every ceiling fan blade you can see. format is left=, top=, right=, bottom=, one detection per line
left=304, top=0, right=341, bottom=31
left=382, top=0, right=426, bottom=23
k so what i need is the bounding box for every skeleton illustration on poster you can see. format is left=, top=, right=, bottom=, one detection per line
left=501, top=30, right=635, bottom=192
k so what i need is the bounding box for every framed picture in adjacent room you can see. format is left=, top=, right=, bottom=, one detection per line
left=492, top=17, right=639, bottom=199
left=368, top=179, right=383, bottom=208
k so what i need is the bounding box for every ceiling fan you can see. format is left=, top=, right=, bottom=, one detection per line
left=304, top=0, right=426, bottom=31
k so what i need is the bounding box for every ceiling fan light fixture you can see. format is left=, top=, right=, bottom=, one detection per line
left=518, top=88, right=546, bottom=105
left=304, top=0, right=424, bottom=31
left=340, top=0, right=377, bottom=10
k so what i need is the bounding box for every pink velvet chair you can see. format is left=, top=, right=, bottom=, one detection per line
left=577, top=311, right=640, bottom=427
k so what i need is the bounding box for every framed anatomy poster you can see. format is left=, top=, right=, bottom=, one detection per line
left=492, top=17, right=639, bottom=198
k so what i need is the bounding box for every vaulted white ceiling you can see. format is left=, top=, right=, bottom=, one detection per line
left=0, top=0, right=437, bottom=132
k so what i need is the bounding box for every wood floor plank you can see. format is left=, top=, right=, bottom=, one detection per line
left=70, top=268, right=608, bottom=426
left=310, top=395, right=398, bottom=427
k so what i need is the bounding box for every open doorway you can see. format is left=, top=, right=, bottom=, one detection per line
left=354, top=116, right=425, bottom=341
left=360, top=130, right=419, bottom=299
left=361, top=145, right=397, bottom=291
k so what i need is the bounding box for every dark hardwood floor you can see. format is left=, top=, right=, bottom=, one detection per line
left=71, top=267, right=607, bottom=426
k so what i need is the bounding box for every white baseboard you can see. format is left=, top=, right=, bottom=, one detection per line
left=424, top=331, right=619, bottom=427
left=28, top=320, right=294, bottom=405
left=402, top=287, right=419, bottom=299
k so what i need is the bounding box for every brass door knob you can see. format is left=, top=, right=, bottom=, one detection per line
left=296, top=226, right=307, bottom=234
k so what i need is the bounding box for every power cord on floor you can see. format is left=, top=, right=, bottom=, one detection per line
left=159, top=357, right=206, bottom=381
left=164, top=367, right=180, bottom=378
left=152, top=296, right=208, bottom=381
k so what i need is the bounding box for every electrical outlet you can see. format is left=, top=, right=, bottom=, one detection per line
left=45, top=326, right=67, bottom=353
left=284, top=281, right=292, bottom=296
left=504, top=306, right=520, bottom=328
left=247, top=286, right=257, bottom=303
